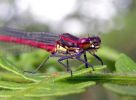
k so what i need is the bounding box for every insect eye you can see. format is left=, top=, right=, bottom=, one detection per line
left=81, top=40, right=85, bottom=43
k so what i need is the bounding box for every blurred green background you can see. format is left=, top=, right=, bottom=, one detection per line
left=0, top=0, right=136, bottom=100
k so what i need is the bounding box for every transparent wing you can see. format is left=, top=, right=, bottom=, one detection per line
left=0, top=27, right=60, bottom=55
left=0, top=42, right=41, bottom=56
left=0, top=27, right=60, bottom=45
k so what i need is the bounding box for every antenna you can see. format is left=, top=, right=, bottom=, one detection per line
left=94, top=32, right=101, bottom=37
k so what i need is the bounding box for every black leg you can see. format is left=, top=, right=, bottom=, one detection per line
left=66, top=59, right=70, bottom=71
left=93, top=54, right=103, bottom=65
left=24, top=53, right=64, bottom=74
left=66, top=50, right=70, bottom=72
left=52, top=53, right=71, bottom=74
left=88, top=51, right=103, bottom=65
left=58, top=55, right=75, bottom=76
left=83, top=52, right=88, bottom=68
left=76, top=56, right=94, bottom=71
left=74, top=51, right=94, bottom=70
left=34, top=56, right=50, bottom=72
left=24, top=56, right=50, bottom=74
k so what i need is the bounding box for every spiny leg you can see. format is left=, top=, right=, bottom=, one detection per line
left=58, top=55, right=74, bottom=76
left=66, top=50, right=70, bottom=73
left=88, top=51, right=103, bottom=65
left=24, top=56, right=50, bottom=74
left=24, top=53, right=64, bottom=74
left=58, top=61, right=73, bottom=76
left=51, top=52, right=71, bottom=73
left=76, top=56, right=94, bottom=71
left=66, top=59, right=70, bottom=71
left=83, top=52, right=88, bottom=68
left=93, top=54, right=103, bottom=65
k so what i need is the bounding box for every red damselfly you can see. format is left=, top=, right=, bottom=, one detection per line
left=0, top=27, right=103, bottom=75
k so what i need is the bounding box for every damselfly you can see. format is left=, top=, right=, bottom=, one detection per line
left=0, top=27, right=103, bottom=75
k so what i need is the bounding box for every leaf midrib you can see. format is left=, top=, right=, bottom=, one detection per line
left=58, top=73, right=136, bottom=85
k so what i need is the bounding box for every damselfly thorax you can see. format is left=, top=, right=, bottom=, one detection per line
left=56, top=44, right=80, bottom=55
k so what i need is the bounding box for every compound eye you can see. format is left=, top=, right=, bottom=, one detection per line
left=81, top=39, right=86, bottom=43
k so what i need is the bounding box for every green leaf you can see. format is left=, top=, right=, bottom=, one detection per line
left=1, top=48, right=136, bottom=97
left=0, top=55, right=106, bottom=97
left=0, top=81, right=95, bottom=98
left=103, top=54, right=136, bottom=96
left=0, top=81, right=34, bottom=90
left=0, top=56, right=44, bottom=82
left=96, top=47, right=120, bottom=71
left=103, top=83, right=136, bottom=96
left=0, top=65, right=107, bottom=97
left=10, top=81, right=95, bottom=97
left=97, top=46, right=120, bottom=61
left=5, top=66, right=105, bottom=97
left=0, top=72, right=31, bottom=83
left=115, top=54, right=136, bottom=72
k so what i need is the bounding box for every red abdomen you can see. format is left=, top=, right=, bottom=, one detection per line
left=0, top=35, right=56, bottom=53
left=0, top=28, right=60, bottom=53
